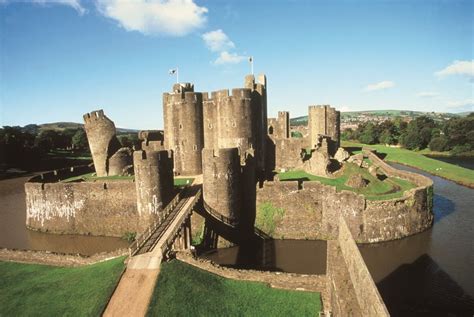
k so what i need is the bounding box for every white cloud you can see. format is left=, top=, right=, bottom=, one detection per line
left=416, top=91, right=440, bottom=98
left=2, top=0, right=86, bottom=15
left=95, top=0, right=208, bottom=36
left=202, top=29, right=235, bottom=52
left=214, top=51, right=246, bottom=65
left=446, top=99, right=474, bottom=112
left=435, top=60, right=474, bottom=80
left=365, top=81, right=395, bottom=92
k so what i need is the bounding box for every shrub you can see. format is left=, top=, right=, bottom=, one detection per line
left=429, top=136, right=449, bottom=152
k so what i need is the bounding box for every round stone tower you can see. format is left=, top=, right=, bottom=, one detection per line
left=163, top=83, right=204, bottom=176
left=202, top=148, right=242, bottom=225
left=133, top=150, right=174, bottom=230
left=204, top=88, right=261, bottom=165
left=83, top=110, right=122, bottom=177
left=108, top=147, right=132, bottom=176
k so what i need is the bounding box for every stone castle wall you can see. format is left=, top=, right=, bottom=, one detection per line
left=257, top=156, right=433, bottom=242
left=328, top=216, right=389, bottom=316
left=25, top=166, right=139, bottom=237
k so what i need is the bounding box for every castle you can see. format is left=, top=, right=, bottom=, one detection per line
left=23, top=73, right=435, bottom=316
left=25, top=74, right=433, bottom=244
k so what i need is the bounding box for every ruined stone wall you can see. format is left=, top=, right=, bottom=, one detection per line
left=308, top=105, right=340, bottom=155
left=163, top=83, right=204, bottom=175
left=327, top=217, right=389, bottom=316
left=256, top=167, right=433, bottom=242
left=271, top=137, right=307, bottom=171
left=139, top=130, right=165, bottom=152
left=133, top=150, right=174, bottom=231
left=83, top=110, right=122, bottom=177
left=25, top=167, right=138, bottom=237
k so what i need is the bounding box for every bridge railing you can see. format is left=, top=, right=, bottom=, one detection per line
left=202, top=200, right=271, bottom=240
left=129, top=192, right=181, bottom=257
left=161, top=188, right=202, bottom=256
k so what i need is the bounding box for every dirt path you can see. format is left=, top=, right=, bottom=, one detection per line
left=103, top=268, right=160, bottom=317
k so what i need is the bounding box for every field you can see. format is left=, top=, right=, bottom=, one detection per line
left=0, top=257, right=125, bottom=316
left=342, top=141, right=474, bottom=187
left=278, top=162, right=416, bottom=200
left=147, top=260, right=321, bottom=316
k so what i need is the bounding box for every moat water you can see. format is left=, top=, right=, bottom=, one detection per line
left=0, top=175, right=128, bottom=255
left=201, top=163, right=474, bottom=315
left=424, top=155, right=474, bottom=170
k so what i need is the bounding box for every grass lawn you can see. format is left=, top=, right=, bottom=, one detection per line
left=278, top=163, right=416, bottom=201
left=342, top=141, right=474, bottom=187
left=174, top=178, right=194, bottom=187
left=147, top=260, right=321, bottom=317
left=0, top=257, right=125, bottom=316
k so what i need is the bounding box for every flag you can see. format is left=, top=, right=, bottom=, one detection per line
left=169, top=69, right=177, bottom=75
left=248, top=56, right=253, bottom=63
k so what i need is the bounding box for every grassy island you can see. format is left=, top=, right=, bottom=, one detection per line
left=147, top=260, right=321, bottom=316
left=342, top=141, right=474, bottom=188
left=279, top=162, right=416, bottom=201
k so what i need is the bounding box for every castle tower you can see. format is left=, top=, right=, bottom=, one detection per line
left=202, top=148, right=242, bottom=225
left=138, top=130, right=165, bottom=152
left=274, top=111, right=290, bottom=139
left=133, top=150, right=174, bottom=230
left=83, top=110, right=122, bottom=177
left=308, top=105, right=341, bottom=155
left=245, top=74, right=267, bottom=172
left=163, top=83, right=204, bottom=175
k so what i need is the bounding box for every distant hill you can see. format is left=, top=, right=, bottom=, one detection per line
left=290, top=110, right=468, bottom=126
left=19, top=122, right=139, bottom=134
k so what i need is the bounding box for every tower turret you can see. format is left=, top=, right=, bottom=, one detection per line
left=163, top=83, right=204, bottom=175
left=133, top=150, right=174, bottom=231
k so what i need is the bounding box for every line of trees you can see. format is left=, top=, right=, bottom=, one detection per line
left=0, top=126, right=89, bottom=170
left=342, top=113, right=474, bottom=155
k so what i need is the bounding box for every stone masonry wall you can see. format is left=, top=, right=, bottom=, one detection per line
left=25, top=167, right=139, bottom=237
left=328, top=217, right=389, bottom=316
left=256, top=157, right=433, bottom=242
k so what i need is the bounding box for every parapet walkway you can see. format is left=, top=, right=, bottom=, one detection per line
left=103, top=176, right=202, bottom=317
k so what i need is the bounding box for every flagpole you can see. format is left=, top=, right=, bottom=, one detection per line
left=250, top=57, right=254, bottom=75
left=176, top=67, right=179, bottom=83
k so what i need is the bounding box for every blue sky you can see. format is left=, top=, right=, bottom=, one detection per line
left=0, top=0, right=473, bottom=129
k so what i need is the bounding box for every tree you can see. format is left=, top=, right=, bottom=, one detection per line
left=72, top=129, right=89, bottom=150
left=358, top=122, right=378, bottom=144
left=429, top=136, right=448, bottom=152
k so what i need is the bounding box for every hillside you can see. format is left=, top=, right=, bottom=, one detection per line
left=21, top=122, right=138, bottom=134
left=290, top=110, right=468, bottom=126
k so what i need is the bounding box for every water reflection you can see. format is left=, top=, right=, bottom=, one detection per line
left=201, top=239, right=327, bottom=275
left=360, top=163, right=474, bottom=316
left=0, top=175, right=128, bottom=256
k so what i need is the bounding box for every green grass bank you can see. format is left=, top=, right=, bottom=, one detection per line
left=342, top=141, right=474, bottom=188
left=147, top=260, right=321, bottom=316
left=278, top=162, right=416, bottom=201
left=0, top=257, right=125, bottom=316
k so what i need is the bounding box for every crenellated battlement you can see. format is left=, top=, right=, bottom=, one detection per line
left=83, top=109, right=111, bottom=124
left=133, top=149, right=173, bottom=163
